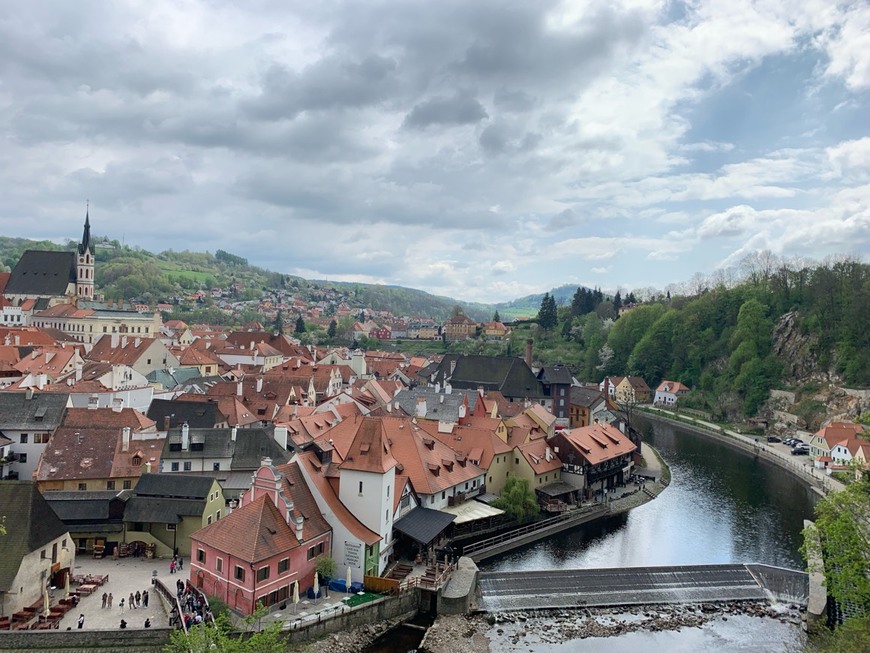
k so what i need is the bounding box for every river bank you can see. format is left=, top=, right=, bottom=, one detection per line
left=637, top=408, right=844, bottom=495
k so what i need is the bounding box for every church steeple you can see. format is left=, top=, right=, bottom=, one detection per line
left=78, top=203, right=91, bottom=256
left=76, top=204, right=94, bottom=300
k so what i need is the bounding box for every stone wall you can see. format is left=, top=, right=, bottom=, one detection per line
left=773, top=410, right=801, bottom=426
left=769, top=390, right=797, bottom=405
left=283, top=589, right=420, bottom=643
left=0, top=627, right=170, bottom=653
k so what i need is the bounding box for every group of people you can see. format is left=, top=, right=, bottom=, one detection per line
left=169, top=579, right=212, bottom=630
left=169, top=554, right=184, bottom=574
left=101, top=589, right=149, bottom=611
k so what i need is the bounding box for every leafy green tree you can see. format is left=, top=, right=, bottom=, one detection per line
left=164, top=605, right=283, bottom=653
left=537, top=293, right=558, bottom=330
left=315, top=554, right=337, bottom=580
left=803, top=477, right=870, bottom=632
left=294, top=316, right=305, bottom=334
left=327, top=319, right=337, bottom=340
left=493, top=476, right=540, bottom=523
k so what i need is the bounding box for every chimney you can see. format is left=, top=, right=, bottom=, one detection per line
left=75, top=361, right=83, bottom=382
left=261, top=456, right=272, bottom=467
left=416, top=398, right=427, bottom=418
left=25, top=388, right=34, bottom=400
left=525, top=339, right=533, bottom=368
left=236, top=381, right=243, bottom=397
left=295, top=516, right=304, bottom=542
left=231, top=426, right=237, bottom=442
left=256, top=376, right=263, bottom=393
left=181, top=422, right=190, bottom=450
left=144, top=461, right=152, bottom=474
left=273, top=426, right=288, bottom=450
left=111, top=332, right=119, bottom=348
left=121, top=427, right=131, bottom=452
left=121, top=335, right=128, bottom=348
left=163, top=415, right=171, bottom=432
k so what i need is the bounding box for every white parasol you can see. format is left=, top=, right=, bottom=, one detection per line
left=43, top=589, right=50, bottom=617
left=64, top=572, right=70, bottom=599
left=346, top=566, right=352, bottom=593
left=313, top=571, right=319, bottom=598
left=293, top=580, right=299, bottom=614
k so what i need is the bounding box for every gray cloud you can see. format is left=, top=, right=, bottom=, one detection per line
left=403, top=92, right=488, bottom=129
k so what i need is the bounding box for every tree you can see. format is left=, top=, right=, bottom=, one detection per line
left=272, top=309, right=284, bottom=336
left=493, top=476, right=540, bottom=523
left=315, top=554, right=337, bottom=580
left=294, top=316, right=305, bottom=334
left=493, top=310, right=500, bottom=322
left=537, top=293, right=557, bottom=330
left=327, top=319, right=337, bottom=340
left=803, top=477, right=870, bottom=630
left=164, top=605, right=283, bottom=653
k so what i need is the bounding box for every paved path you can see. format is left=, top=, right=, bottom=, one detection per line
left=477, top=564, right=807, bottom=612
left=54, top=556, right=177, bottom=631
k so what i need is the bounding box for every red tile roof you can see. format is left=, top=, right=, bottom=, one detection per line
left=192, top=494, right=300, bottom=563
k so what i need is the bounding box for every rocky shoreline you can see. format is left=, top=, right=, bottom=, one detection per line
left=420, top=601, right=804, bottom=653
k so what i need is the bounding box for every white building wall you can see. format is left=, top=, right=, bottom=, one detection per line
left=338, top=467, right=395, bottom=574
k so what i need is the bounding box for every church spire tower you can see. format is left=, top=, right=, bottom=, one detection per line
left=76, top=203, right=94, bottom=300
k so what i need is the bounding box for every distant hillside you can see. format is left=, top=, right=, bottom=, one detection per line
left=495, top=284, right=588, bottom=320
left=0, top=236, right=491, bottom=321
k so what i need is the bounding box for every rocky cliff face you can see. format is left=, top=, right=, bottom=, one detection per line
left=771, top=311, right=841, bottom=384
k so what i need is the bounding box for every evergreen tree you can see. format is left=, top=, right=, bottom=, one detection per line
left=294, top=316, right=305, bottom=334
left=613, top=291, right=622, bottom=313
left=493, top=310, right=500, bottom=322
left=327, top=319, right=337, bottom=339
left=538, top=293, right=558, bottom=330
left=272, top=309, right=284, bottom=335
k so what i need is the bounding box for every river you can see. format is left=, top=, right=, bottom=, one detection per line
left=481, top=414, right=819, bottom=652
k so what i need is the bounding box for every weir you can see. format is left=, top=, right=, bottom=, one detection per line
left=476, top=563, right=808, bottom=613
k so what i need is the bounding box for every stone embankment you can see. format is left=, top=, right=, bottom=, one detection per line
left=295, top=618, right=401, bottom=652
left=420, top=602, right=803, bottom=652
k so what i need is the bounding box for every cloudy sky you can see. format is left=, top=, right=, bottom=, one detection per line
left=1, top=1, right=868, bottom=302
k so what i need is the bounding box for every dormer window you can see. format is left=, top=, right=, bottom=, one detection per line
left=132, top=455, right=142, bottom=466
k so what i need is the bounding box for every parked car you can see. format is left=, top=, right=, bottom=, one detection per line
left=791, top=439, right=805, bottom=447
left=791, top=447, right=809, bottom=456
left=767, top=436, right=782, bottom=443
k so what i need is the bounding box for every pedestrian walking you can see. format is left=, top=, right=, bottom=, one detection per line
left=119, top=597, right=125, bottom=612
left=101, top=592, right=107, bottom=609
left=143, top=590, right=149, bottom=608
left=177, top=556, right=183, bottom=570
left=108, top=592, right=113, bottom=608
left=129, top=593, right=135, bottom=610
left=135, top=590, right=141, bottom=608
left=170, top=559, right=176, bottom=574
left=77, top=614, right=85, bottom=629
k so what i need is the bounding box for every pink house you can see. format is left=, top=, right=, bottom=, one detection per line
left=188, top=462, right=331, bottom=615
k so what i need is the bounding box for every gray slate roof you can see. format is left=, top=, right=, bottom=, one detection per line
left=393, top=507, right=455, bottom=545
left=146, top=367, right=203, bottom=390
left=162, top=428, right=290, bottom=469
left=5, top=250, right=76, bottom=296
left=570, top=386, right=604, bottom=408
left=133, top=473, right=215, bottom=499
left=0, top=482, right=69, bottom=590
left=538, top=365, right=574, bottom=386
left=430, top=355, right=546, bottom=400
left=393, top=388, right=480, bottom=423
left=147, top=399, right=223, bottom=429
left=0, top=391, right=69, bottom=431
left=124, top=497, right=206, bottom=524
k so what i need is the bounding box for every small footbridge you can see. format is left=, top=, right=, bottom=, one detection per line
left=476, top=563, right=808, bottom=612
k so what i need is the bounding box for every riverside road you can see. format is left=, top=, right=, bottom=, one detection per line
left=476, top=564, right=808, bottom=612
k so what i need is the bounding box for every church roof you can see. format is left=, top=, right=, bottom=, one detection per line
left=5, top=250, right=76, bottom=296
